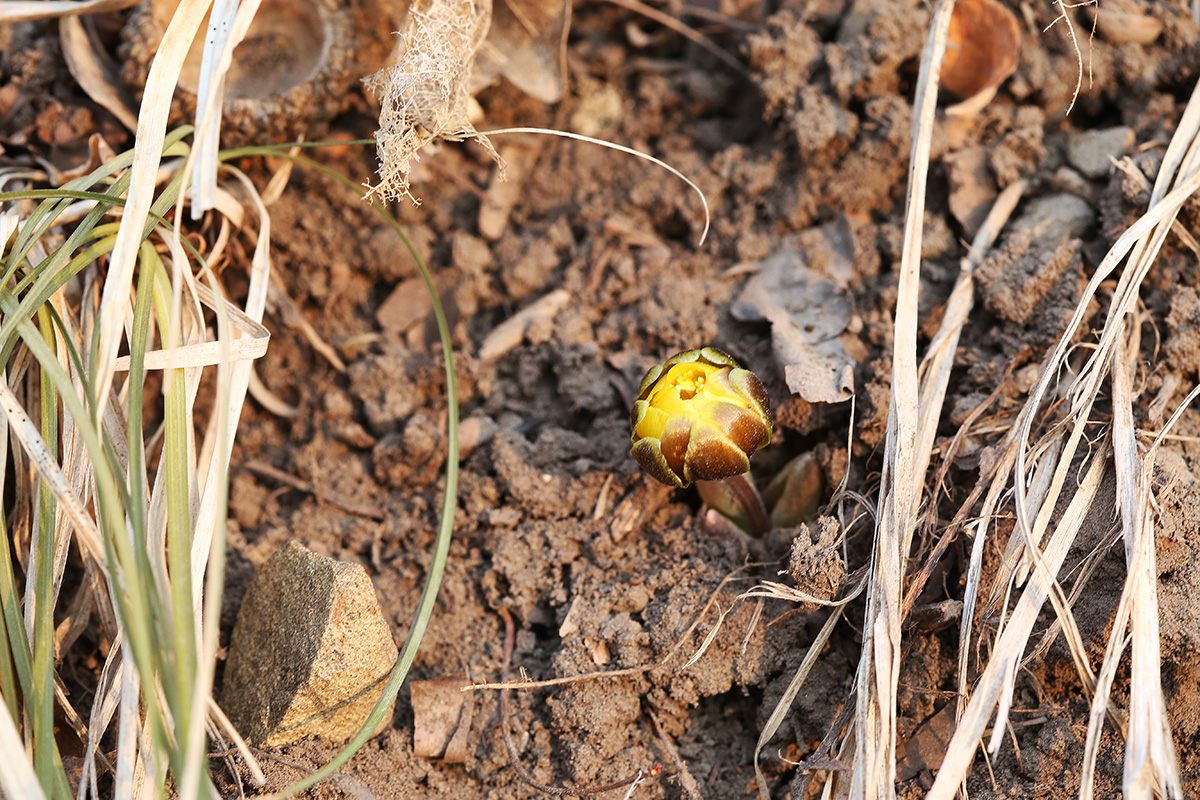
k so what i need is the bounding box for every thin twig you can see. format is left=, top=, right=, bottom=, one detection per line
left=210, top=746, right=314, bottom=776
left=648, top=708, right=702, bottom=799
left=473, top=127, right=711, bottom=246
left=466, top=566, right=761, bottom=692
left=603, top=0, right=749, bottom=76
left=497, top=608, right=662, bottom=797
left=241, top=460, right=386, bottom=521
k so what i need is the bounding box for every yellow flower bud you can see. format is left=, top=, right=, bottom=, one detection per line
left=630, top=347, right=772, bottom=488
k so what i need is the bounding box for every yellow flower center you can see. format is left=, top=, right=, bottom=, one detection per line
left=635, top=362, right=739, bottom=440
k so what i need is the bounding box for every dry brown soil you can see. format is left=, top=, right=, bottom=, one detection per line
left=216, top=2, right=1200, bottom=797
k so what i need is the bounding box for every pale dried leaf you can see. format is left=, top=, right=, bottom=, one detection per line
left=472, top=0, right=570, bottom=102
left=92, top=0, right=213, bottom=432
left=0, top=704, right=45, bottom=800
left=730, top=246, right=856, bottom=404
left=412, top=677, right=476, bottom=762
left=59, top=16, right=138, bottom=130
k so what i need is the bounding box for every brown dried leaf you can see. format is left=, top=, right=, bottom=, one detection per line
left=472, top=0, right=571, bottom=103
left=939, top=0, right=1020, bottom=104
left=59, top=16, right=138, bottom=130
left=411, top=676, right=475, bottom=762
left=897, top=706, right=955, bottom=781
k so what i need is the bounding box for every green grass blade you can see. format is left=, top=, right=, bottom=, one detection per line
left=150, top=246, right=198, bottom=768
left=32, top=306, right=61, bottom=795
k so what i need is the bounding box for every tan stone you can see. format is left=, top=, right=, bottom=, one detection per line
left=221, top=541, right=398, bottom=746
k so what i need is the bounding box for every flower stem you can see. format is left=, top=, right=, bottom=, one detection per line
left=696, top=473, right=770, bottom=536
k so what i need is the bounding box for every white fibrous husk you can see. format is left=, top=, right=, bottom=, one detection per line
left=363, top=0, right=503, bottom=203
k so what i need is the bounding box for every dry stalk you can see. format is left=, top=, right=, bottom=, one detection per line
left=753, top=603, right=848, bottom=798
left=92, top=0, right=213, bottom=426
left=845, top=2, right=955, bottom=798
left=928, top=68, right=1200, bottom=800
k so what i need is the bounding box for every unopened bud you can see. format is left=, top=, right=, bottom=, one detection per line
left=630, top=347, right=771, bottom=488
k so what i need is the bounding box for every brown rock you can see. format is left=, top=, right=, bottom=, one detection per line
left=945, top=146, right=996, bottom=237
left=221, top=542, right=398, bottom=746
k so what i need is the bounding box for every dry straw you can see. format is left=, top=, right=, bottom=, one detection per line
left=747, top=0, right=1196, bottom=797
left=918, top=3, right=1194, bottom=799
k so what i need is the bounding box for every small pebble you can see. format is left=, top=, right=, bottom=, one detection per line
left=1067, top=126, right=1136, bottom=179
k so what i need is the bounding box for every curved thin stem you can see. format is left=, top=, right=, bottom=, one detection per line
left=474, top=126, right=711, bottom=247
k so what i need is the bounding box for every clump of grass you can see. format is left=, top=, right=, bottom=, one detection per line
left=0, top=3, right=467, bottom=797
left=0, top=124, right=269, bottom=799
left=0, top=128, right=463, bottom=799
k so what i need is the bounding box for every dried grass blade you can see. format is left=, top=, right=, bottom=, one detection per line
left=0, top=0, right=140, bottom=24
left=927, top=450, right=1107, bottom=799
left=179, top=165, right=271, bottom=800
left=754, top=607, right=845, bottom=799
left=1079, top=385, right=1200, bottom=799
left=956, top=425, right=1019, bottom=718
left=114, top=650, right=141, bottom=799
left=1012, top=147, right=1200, bottom=580
left=79, top=642, right=123, bottom=800
left=986, top=435, right=1060, bottom=624
left=0, top=375, right=105, bottom=568
left=0, top=700, right=47, bottom=800
left=1112, top=324, right=1184, bottom=798
left=92, top=0, right=212, bottom=428
left=59, top=15, right=138, bottom=130
left=1015, top=78, right=1200, bottom=799
left=188, top=0, right=264, bottom=220
left=207, top=698, right=266, bottom=785
left=479, top=127, right=712, bottom=246
left=850, top=2, right=954, bottom=797
left=916, top=180, right=1025, bottom=465
left=683, top=604, right=733, bottom=669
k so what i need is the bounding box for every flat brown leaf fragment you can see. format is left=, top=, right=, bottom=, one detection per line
left=897, top=706, right=955, bottom=781
left=412, top=676, right=476, bottom=762
left=939, top=0, right=1020, bottom=113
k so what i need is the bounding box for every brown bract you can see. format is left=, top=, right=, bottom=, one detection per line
left=939, top=0, right=1021, bottom=105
